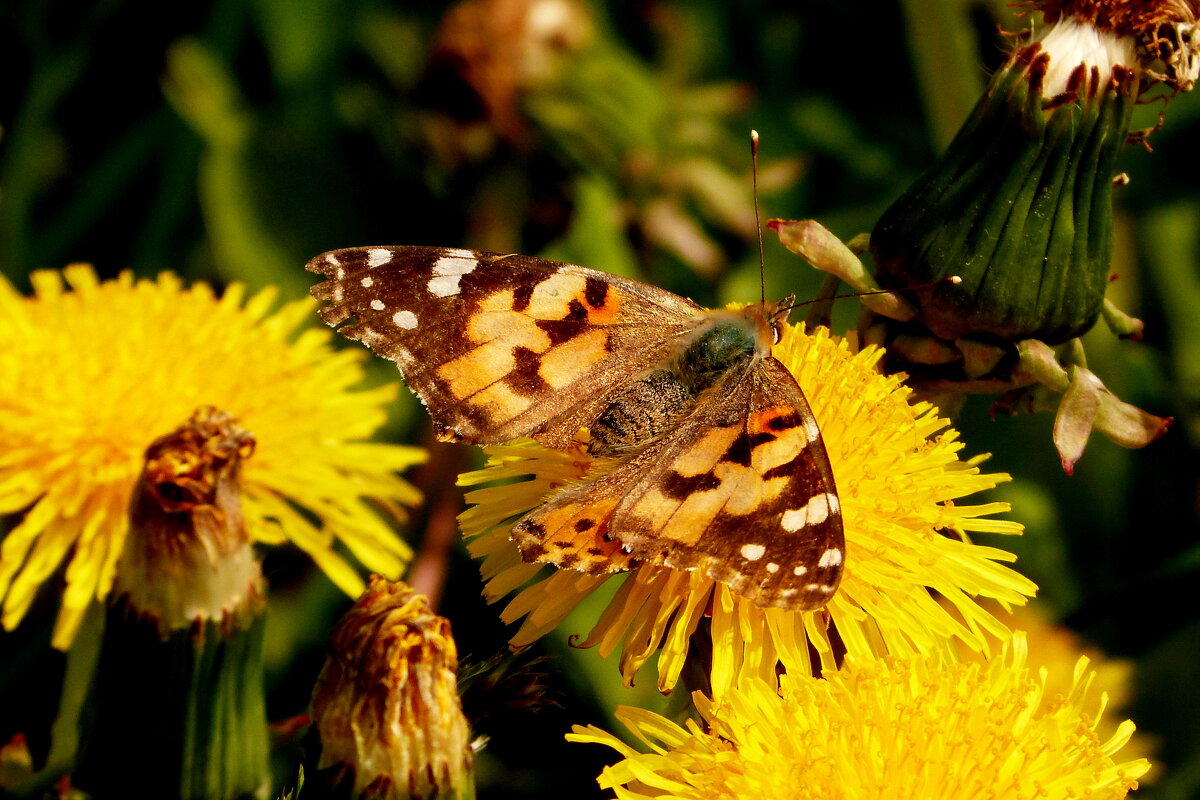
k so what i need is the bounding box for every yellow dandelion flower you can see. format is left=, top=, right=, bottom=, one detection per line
left=459, top=324, right=1036, bottom=692
left=567, top=634, right=1150, bottom=799
left=0, top=265, right=425, bottom=649
left=956, top=603, right=1156, bottom=776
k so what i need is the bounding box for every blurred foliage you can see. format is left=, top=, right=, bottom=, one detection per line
left=1, top=0, right=1198, bottom=797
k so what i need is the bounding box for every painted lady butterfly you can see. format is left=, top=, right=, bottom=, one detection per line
left=308, top=246, right=843, bottom=610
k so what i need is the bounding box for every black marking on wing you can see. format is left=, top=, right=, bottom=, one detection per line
left=512, top=282, right=535, bottom=312
left=584, top=276, right=610, bottom=309
left=721, top=430, right=778, bottom=467
left=767, top=411, right=803, bottom=431
left=661, top=470, right=722, bottom=499
left=509, top=346, right=552, bottom=397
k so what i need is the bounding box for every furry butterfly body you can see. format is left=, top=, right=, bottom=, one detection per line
left=308, top=246, right=843, bottom=610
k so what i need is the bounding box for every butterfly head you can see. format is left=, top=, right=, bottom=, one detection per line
left=730, top=294, right=797, bottom=352
left=766, top=294, right=797, bottom=345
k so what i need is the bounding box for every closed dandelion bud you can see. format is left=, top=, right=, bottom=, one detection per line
left=78, top=407, right=269, bottom=800
left=871, top=0, right=1197, bottom=344
left=311, top=577, right=474, bottom=800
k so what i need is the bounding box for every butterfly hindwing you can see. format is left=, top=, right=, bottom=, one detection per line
left=619, top=356, right=842, bottom=609
left=514, top=357, right=843, bottom=609
left=307, top=246, right=704, bottom=446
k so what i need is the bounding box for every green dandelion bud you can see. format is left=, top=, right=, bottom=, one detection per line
left=868, top=2, right=1189, bottom=344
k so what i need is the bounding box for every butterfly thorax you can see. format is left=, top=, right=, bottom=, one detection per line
left=587, top=303, right=784, bottom=457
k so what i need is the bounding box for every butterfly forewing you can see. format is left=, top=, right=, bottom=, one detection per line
left=307, top=246, right=703, bottom=446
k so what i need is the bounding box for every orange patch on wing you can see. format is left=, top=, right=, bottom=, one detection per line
left=436, top=339, right=521, bottom=398
left=539, top=330, right=610, bottom=388
left=584, top=285, right=623, bottom=325
left=746, top=405, right=813, bottom=473
left=472, top=380, right=533, bottom=416
left=521, top=496, right=634, bottom=572
left=467, top=291, right=552, bottom=348
left=526, top=271, right=624, bottom=325
left=672, top=427, right=740, bottom=476
left=631, top=489, right=716, bottom=546
left=525, top=274, right=589, bottom=319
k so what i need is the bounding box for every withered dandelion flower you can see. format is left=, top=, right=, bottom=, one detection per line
left=79, top=408, right=270, bottom=798
left=311, top=576, right=473, bottom=800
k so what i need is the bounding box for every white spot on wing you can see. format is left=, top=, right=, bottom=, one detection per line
left=427, top=275, right=461, bottom=297
left=332, top=286, right=344, bottom=302
left=367, top=248, right=392, bottom=268
left=393, top=347, right=415, bottom=369
left=740, top=544, right=766, bottom=561
left=360, top=276, right=374, bottom=288
left=426, top=252, right=478, bottom=297
left=781, top=493, right=836, bottom=531
left=793, top=565, right=807, bottom=576
left=435, top=253, right=478, bottom=275
left=781, top=508, right=806, bottom=532
left=335, top=267, right=345, bottom=280
left=392, top=310, right=418, bottom=329
left=818, top=548, right=843, bottom=568
left=766, top=562, right=779, bottom=574
left=370, top=299, right=386, bottom=311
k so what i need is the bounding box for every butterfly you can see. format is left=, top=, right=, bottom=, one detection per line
left=308, top=246, right=843, bottom=610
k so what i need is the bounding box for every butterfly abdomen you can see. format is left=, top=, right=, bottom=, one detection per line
left=588, top=370, right=694, bottom=456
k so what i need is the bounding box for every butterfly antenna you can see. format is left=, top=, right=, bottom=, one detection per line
left=780, top=275, right=963, bottom=315
left=751, top=130, right=766, bottom=305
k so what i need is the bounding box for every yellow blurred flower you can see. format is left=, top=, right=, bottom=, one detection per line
left=568, top=634, right=1150, bottom=799
left=0, top=265, right=424, bottom=648
left=459, top=324, right=1035, bottom=692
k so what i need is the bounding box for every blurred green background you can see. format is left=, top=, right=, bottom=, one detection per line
left=2, top=0, right=1198, bottom=797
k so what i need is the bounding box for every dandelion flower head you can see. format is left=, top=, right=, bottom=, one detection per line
left=0, top=266, right=425, bottom=648
left=568, top=634, right=1150, bottom=799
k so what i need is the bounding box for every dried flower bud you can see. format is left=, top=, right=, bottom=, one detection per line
left=115, top=405, right=263, bottom=632
left=312, top=577, right=473, bottom=800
